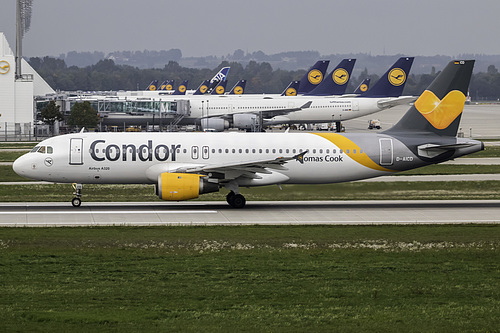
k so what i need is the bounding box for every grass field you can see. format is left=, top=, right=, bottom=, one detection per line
left=1, top=225, right=499, bottom=332
left=1, top=181, right=500, bottom=202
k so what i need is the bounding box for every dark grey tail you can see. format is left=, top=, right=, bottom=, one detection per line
left=385, top=60, right=475, bottom=137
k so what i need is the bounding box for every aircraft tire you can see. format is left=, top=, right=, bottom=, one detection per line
left=231, top=194, right=246, bottom=208
left=72, top=197, right=82, bottom=207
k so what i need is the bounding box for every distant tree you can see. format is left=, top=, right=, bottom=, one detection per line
left=40, top=100, right=64, bottom=135
left=67, top=101, right=99, bottom=129
left=487, top=65, right=498, bottom=75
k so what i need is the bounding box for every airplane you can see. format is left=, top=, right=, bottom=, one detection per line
left=353, top=78, right=370, bottom=94
left=228, top=80, right=247, bottom=95
left=281, top=80, right=300, bottom=96
left=211, top=80, right=228, bottom=95
left=305, top=59, right=356, bottom=96
left=297, top=60, right=330, bottom=94
left=183, top=57, right=414, bottom=131
left=159, top=80, right=174, bottom=91
left=172, top=80, right=189, bottom=95
left=13, top=60, right=483, bottom=209
left=145, top=80, right=159, bottom=91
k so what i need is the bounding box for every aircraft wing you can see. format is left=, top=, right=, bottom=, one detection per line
left=202, top=101, right=313, bottom=119
left=146, top=151, right=308, bottom=182
left=377, top=96, right=417, bottom=109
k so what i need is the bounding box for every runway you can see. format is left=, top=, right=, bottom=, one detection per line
left=1, top=200, right=499, bottom=226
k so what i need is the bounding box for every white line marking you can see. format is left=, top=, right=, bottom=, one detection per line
left=0, top=210, right=218, bottom=215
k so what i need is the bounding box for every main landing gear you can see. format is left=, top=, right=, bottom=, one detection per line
left=71, top=183, right=83, bottom=207
left=226, top=191, right=246, bottom=208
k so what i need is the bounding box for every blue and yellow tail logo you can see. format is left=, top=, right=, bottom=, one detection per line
left=234, top=86, right=244, bottom=95
left=333, top=68, right=349, bottom=85
left=178, top=85, right=186, bottom=93
left=308, top=69, right=323, bottom=85
left=199, top=85, right=208, bottom=94
left=415, top=90, right=466, bottom=129
left=388, top=68, right=406, bottom=86
left=166, top=84, right=173, bottom=90
left=285, top=87, right=297, bottom=96
left=359, top=83, right=368, bottom=92
left=215, top=85, right=225, bottom=95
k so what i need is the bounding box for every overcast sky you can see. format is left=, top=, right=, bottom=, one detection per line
left=1, top=0, right=500, bottom=58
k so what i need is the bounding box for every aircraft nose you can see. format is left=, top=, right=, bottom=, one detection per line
left=12, top=154, right=33, bottom=177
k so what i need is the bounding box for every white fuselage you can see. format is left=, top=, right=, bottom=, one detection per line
left=13, top=132, right=399, bottom=186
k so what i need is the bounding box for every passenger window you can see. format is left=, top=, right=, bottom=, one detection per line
left=346, top=149, right=350, bottom=154
left=353, top=149, right=356, bottom=154
left=239, top=149, right=242, bottom=153
left=340, top=149, right=343, bottom=154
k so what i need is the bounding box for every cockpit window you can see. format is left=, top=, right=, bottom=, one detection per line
left=30, top=146, right=52, bottom=154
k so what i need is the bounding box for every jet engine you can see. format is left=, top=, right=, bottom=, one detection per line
left=201, top=118, right=229, bottom=132
left=156, top=173, right=219, bottom=201
left=233, top=113, right=258, bottom=130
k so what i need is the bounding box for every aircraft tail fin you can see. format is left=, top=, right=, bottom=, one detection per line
left=385, top=60, right=475, bottom=137
left=305, top=59, right=356, bottom=96
left=353, top=78, right=371, bottom=94
left=172, top=80, right=189, bottom=95
left=210, top=67, right=230, bottom=83
left=159, top=80, right=174, bottom=91
left=228, top=80, right=247, bottom=95
left=281, top=80, right=300, bottom=96
left=193, top=80, right=210, bottom=95
left=145, top=80, right=158, bottom=91
left=297, top=60, right=330, bottom=94
left=211, top=80, right=228, bottom=95
left=362, top=57, right=414, bottom=97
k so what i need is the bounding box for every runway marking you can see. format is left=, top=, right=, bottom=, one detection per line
left=0, top=210, right=218, bottom=215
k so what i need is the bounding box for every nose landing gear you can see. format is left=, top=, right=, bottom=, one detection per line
left=72, top=183, right=83, bottom=207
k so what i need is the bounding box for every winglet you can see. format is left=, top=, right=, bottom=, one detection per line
left=293, top=150, right=308, bottom=164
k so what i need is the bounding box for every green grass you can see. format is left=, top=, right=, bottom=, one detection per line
left=0, top=225, right=499, bottom=332
left=398, top=164, right=500, bottom=175
left=471, top=144, right=500, bottom=157
left=1, top=181, right=500, bottom=202
left=0, top=151, right=26, bottom=162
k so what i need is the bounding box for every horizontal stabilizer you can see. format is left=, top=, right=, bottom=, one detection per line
left=417, top=142, right=477, bottom=158
left=377, top=96, right=417, bottom=109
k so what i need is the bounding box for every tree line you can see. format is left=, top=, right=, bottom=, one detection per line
left=29, top=57, right=500, bottom=101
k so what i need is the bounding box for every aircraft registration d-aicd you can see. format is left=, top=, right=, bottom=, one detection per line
left=13, top=60, right=483, bottom=208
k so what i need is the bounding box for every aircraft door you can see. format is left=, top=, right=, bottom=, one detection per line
left=379, top=138, right=393, bottom=165
left=352, top=100, right=359, bottom=111
left=69, top=138, right=84, bottom=165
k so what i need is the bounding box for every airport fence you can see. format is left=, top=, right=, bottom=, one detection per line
left=0, top=122, right=50, bottom=142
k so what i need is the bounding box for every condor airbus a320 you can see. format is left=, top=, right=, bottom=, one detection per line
left=14, top=60, right=482, bottom=208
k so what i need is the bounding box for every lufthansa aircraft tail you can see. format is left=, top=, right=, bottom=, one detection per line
left=297, top=60, right=330, bottom=94
left=305, top=59, right=356, bottom=96
left=159, top=80, right=175, bottom=91
left=211, top=80, right=228, bottom=95
left=193, top=80, right=210, bottom=95
left=353, top=78, right=371, bottom=94
left=228, top=80, right=247, bottom=95
left=281, top=80, right=300, bottom=96
left=145, top=80, right=159, bottom=91
left=172, top=80, right=189, bottom=95
left=385, top=60, right=475, bottom=137
left=362, top=57, right=414, bottom=97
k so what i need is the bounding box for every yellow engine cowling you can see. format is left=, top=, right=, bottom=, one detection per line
left=157, top=173, right=219, bottom=201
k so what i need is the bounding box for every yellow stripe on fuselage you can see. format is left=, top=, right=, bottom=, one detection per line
left=313, top=133, right=394, bottom=172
